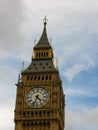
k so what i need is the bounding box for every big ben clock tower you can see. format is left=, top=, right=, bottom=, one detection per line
left=14, top=17, right=65, bottom=130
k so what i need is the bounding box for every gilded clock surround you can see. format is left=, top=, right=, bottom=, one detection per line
left=14, top=17, right=65, bottom=130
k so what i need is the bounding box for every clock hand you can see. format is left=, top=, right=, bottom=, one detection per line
left=33, top=95, right=39, bottom=104
left=38, top=96, right=41, bottom=101
left=35, top=95, right=41, bottom=101
left=34, top=97, right=37, bottom=103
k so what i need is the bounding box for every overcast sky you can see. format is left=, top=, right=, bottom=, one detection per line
left=0, top=0, right=98, bottom=130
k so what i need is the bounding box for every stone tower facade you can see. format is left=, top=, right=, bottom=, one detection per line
left=14, top=17, right=65, bottom=130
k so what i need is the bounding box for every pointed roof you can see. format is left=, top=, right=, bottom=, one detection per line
left=34, top=16, right=51, bottom=49
left=22, top=17, right=58, bottom=74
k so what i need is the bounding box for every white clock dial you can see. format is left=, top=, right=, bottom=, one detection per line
left=26, top=87, right=49, bottom=107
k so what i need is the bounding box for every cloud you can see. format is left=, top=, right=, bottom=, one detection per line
left=0, top=0, right=33, bottom=61
left=63, top=56, right=95, bottom=81
left=0, top=104, right=14, bottom=130
left=65, top=106, right=98, bottom=130
left=0, top=0, right=98, bottom=62
left=64, top=64, right=87, bottom=81
left=0, top=0, right=98, bottom=130
left=0, top=0, right=23, bottom=47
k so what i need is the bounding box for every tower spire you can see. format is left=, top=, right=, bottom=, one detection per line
left=34, top=16, right=51, bottom=49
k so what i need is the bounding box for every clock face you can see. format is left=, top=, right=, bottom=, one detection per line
left=26, top=87, right=49, bottom=107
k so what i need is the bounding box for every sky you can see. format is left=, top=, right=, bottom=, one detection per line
left=0, top=0, right=98, bottom=130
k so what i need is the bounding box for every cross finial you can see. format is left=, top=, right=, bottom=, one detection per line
left=43, top=16, right=48, bottom=25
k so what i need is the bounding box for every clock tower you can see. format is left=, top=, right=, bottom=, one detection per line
left=14, top=17, right=65, bottom=130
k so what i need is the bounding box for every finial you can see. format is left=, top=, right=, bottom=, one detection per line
left=56, top=59, right=58, bottom=69
left=43, top=16, right=48, bottom=26
left=21, top=60, right=25, bottom=72
left=18, top=74, right=21, bottom=82
left=34, top=39, right=36, bottom=46
left=50, top=38, right=52, bottom=45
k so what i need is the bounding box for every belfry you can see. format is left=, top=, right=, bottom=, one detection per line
left=14, top=17, right=65, bottom=130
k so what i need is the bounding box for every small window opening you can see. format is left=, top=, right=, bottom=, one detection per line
left=42, top=76, right=44, bottom=80
left=34, top=76, right=37, bottom=80
left=27, top=76, right=29, bottom=81
left=38, top=76, right=40, bottom=80
left=46, top=75, right=48, bottom=80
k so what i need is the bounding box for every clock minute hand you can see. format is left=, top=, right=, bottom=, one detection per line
left=34, top=97, right=37, bottom=103
left=34, top=95, right=39, bottom=103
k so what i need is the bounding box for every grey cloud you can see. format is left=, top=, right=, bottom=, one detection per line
left=0, top=0, right=25, bottom=52
left=0, top=0, right=98, bottom=61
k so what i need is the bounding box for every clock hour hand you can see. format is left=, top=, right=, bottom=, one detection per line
left=35, top=94, right=41, bottom=101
